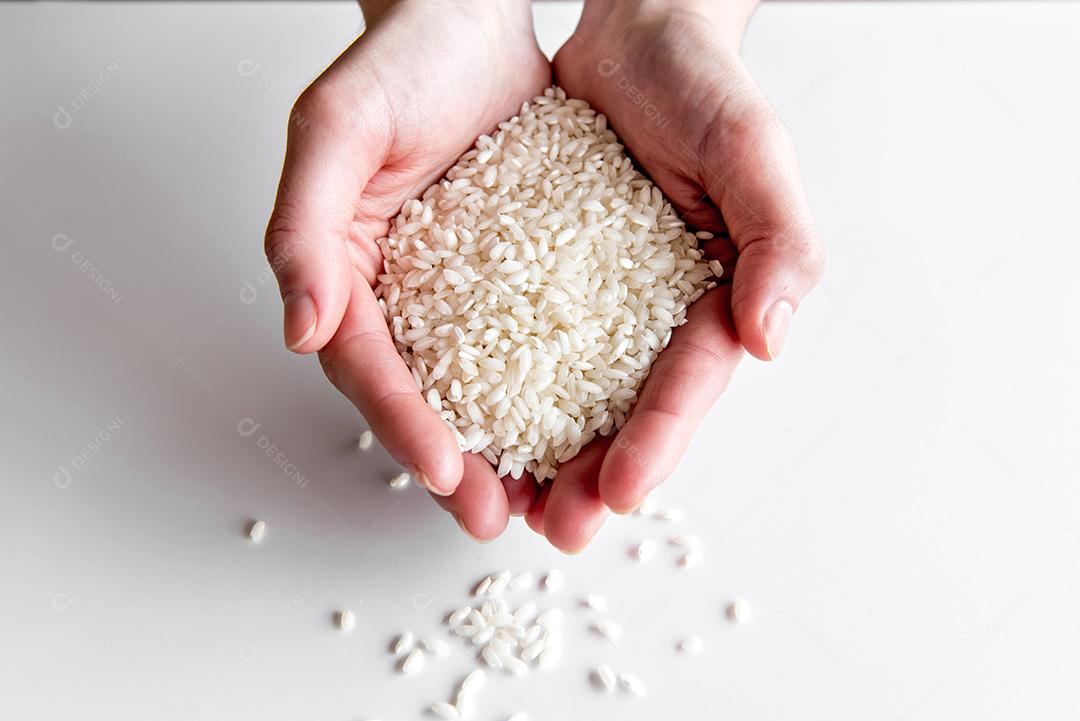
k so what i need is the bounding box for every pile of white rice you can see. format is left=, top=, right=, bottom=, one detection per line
left=376, top=87, right=720, bottom=482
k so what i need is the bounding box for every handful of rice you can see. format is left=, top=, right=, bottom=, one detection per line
left=376, top=87, right=721, bottom=482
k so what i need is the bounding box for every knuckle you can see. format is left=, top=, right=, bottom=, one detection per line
left=738, top=222, right=825, bottom=288
left=263, top=208, right=302, bottom=278
left=291, top=80, right=346, bottom=131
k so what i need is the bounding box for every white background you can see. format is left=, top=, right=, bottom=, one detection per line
left=2, top=2, right=1079, bottom=719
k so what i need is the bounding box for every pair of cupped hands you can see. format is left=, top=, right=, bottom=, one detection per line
left=265, top=0, right=824, bottom=552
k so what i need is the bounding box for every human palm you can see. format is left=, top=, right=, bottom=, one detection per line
left=266, top=1, right=551, bottom=538
left=522, top=6, right=824, bottom=550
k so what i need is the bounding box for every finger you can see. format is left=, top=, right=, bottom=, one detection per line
left=430, top=453, right=509, bottom=542
left=542, top=436, right=613, bottom=554
left=321, top=272, right=463, bottom=494
left=700, top=87, right=825, bottom=360
left=502, top=471, right=540, bottom=517
left=525, top=480, right=552, bottom=536
left=598, top=287, right=743, bottom=513
left=265, top=79, right=389, bottom=353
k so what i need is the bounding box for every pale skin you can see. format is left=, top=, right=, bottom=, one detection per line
left=265, top=0, right=825, bottom=552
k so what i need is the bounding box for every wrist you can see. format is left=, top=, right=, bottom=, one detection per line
left=579, top=0, right=756, bottom=48
left=360, top=0, right=533, bottom=30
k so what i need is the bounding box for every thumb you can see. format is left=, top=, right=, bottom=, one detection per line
left=701, top=84, right=825, bottom=361
left=265, top=82, right=386, bottom=353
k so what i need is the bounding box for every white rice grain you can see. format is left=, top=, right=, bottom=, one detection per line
left=542, top=569, right=563, bottom=592
left=422, top=637, right=450, bottom=657
left=394, top=631, right=415, bottom=654
left=678, top=636, right=704, bottom=653
left=653, top=507, right=684, bottom=522
left=728, top=598, right=752, bottom=623
left=481, top=646, right=503, bottom=668
left=462, top=668, right=486, bottom=692
left=633, top=539, right=657, bottom=562
left=582, top=594, right=607, bottom=611
left=247, top=520, right=266, bottom=542
left=428, top=702, right=459, bottom=720
left=679, top=548, right=703, bottom=568
left=376, top=87, right=720, bottom=482
left=336, top=609, right=355, bottom=632
left=401, top=648, right=425, bottom=675
left=358, top=430, right=374, bottom=450
left=620, top=672, right=646, bottom=696
left=448, top=606, right=472, bottom=626
left=592, top=620, right=623, bottom=642
left=502, top=654, right=528, bottom=676
left=596, top=664, right=616, bottom=691
left=508, top=572, right=534, bottom=590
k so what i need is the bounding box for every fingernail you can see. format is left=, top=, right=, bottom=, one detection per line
left=762, top=299, right=793, bottom=360
left=411, top=465, right=451, bottom=497
left=453, top=513, right=488, bottom=543
left=283, top=290, right=317, bottom=351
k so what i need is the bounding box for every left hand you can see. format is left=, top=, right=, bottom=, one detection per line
left=526, top=0, right=825, bottom=551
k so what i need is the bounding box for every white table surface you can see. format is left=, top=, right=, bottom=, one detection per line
left=3, top=2, right=1079, bottom=719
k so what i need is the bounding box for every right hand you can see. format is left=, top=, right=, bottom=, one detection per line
left=265, top=0, right=550, bottom=539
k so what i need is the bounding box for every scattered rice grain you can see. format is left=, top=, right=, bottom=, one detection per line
left=401, top=648, right=425, bottom=675
left=247, top=520, right=266, bottom=542
left=336, top=609, right=356, bottom=632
